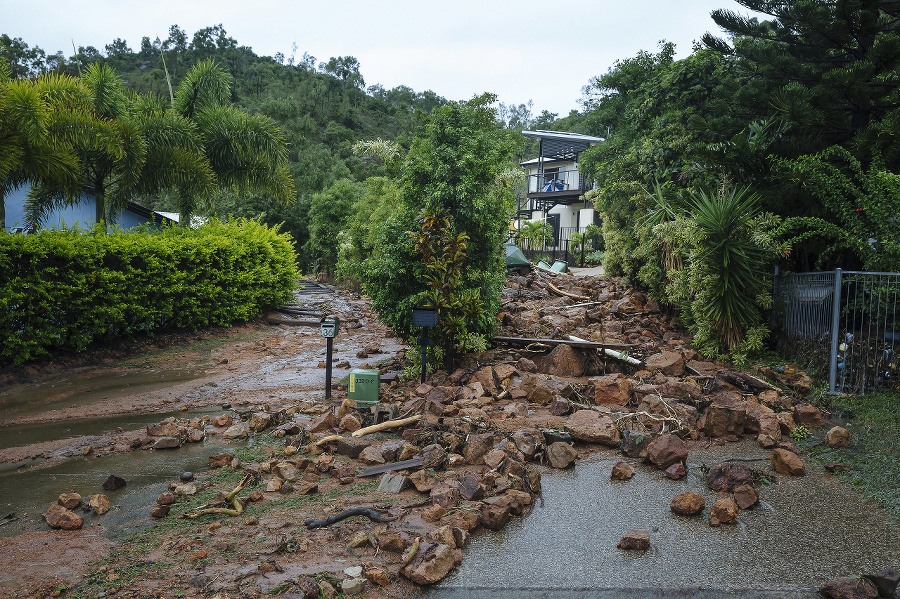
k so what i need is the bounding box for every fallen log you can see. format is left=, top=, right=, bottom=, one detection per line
left=313, top=434, right=345, bottom=447
left=351, top=414, right=423, bottom=438
left=547, top=282, right=589, bottom=301
left=265, top=314, right=323, bottom=326
left=494, top=336, right=636, bottom=351
left=305, top=507, right=397, bottom=529
left=568, top=335, right=644, bottom=367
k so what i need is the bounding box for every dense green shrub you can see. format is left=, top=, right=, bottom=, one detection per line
left=0, top=219, right=298, bottom=364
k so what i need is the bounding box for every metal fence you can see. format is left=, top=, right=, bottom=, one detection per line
left=774, top=268, right=900, bottom=394
left=507, top=231, right=601, bottom=268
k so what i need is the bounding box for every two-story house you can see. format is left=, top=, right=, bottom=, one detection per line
left=517, top=130, right=603, bottom=251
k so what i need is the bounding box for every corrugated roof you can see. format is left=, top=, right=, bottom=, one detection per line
left=521, top=130, right=603, bottom=160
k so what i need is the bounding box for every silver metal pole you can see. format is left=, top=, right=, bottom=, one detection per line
left=828, top=268, right=843, bottom=393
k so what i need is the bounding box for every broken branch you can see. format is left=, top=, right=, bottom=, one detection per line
left=304, top=507, right=397, bottom=529
left=183, top=472, right=254, bottom=519
left=547, top=282, right=589, bottom=301
left=351, top=415, right=422, bottom=438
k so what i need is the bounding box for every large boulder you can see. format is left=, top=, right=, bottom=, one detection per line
left=646, top=434, right=688, bottom=470
left=400, top=542, right=457, bottom=585
left=565, top=410, right=621, bottom=447
left=645, top=351, right=684, bottom=376
left=620, top=430, right=653, bottom=459
left=518, top=373, right=574, bottom=405
left=590, top=373, right=630, bottom=406
left=707, top=463, right=755, bottom=492
left=793, top=403, right=826, bottom=427
left=702, top=397, right=747, bottom=437
left=825, top=426, right=851, bottom=448
left=670, top=492, right=705, bottom=516
left=537, top=344, right=587, bottom=377
left=43, top=504, right=84, bottom=530
left=770, top=448, right=805, bottom=476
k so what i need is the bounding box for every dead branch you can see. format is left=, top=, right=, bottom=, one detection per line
left=351, top=415, right=422, bottom=438
left=313, top=434, right=345, bottom=447
left=547, top=282, right=589, bottom=301
left=304, top=507, right=397, bottom=529
left=183, top=472, right=254, bottom=519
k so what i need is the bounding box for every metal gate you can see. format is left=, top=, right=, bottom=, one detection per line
left=774, top=268, right=900, bottom=394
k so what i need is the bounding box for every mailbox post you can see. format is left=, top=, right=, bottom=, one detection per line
left=320, top=317, right=340, bottom=399
left=412, top=308, right=438, bottom=384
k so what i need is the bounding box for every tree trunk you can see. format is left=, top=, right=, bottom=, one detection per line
left=95, top=181, right=106, bottom=233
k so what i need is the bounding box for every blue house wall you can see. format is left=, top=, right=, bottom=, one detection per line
left=4, top=184, right=173, bottom=232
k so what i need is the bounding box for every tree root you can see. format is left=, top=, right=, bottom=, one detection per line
left=183, top=472, right=255, bottom=519
left=304, top=507, right=397, bottom=529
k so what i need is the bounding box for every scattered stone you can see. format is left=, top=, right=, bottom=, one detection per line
left=664, top=463, right=686, bottom=480
left=793, top=403, right=826, bottom=427
left=863, top=567, right=899, bottom=598
left=824, top=462, right=852, bottom=473
left=341, top=578, right=366, bottom=594
left=480, top=503, right=512, bottom=530
left=702, top=398, right=747, bottom=437
left=645, top=351, right=684, bottom=376
left=733, top=484, right=759, bottom=509
left=620, top=430, right=653, bottom=458
left=153, top=436, right=181, bottom=450
left=208, top=453, right=233, bottom=468
left=430, top=483, right=460, bottom=508
left=770, top=448, right=805, bottom=476
left=646, top=434, right=688, bottom=469
left=43, top=504, right=84, bottom=530
left=709, top=497, right=739, bottom=526
left=565, top=410, right=620, bottom=446
left=511, top=428, right=544, bottom=458
left=376, top=473, right=409, bottom=493
left=421, top=505, right=447, bottom=523
left=400, top=542, right=456, bottom=585
left=590, top=373, right=630, bottom=405
left=617, top=530, right=650, bottom=550
left=223, top=422, right=251, bottom=439
left=157, top=492, right=175, bottom=505
left=420, top=444, right=448, bottom=469
left=707, top=463, right=755, bottom=492
left=819, top=576, right=879, bottom=599
left=359, top=446, right=386, bottom=464
left=102, top=475, right=127, bottom=491
left=151, top=505, right=171, bottom=519
left=462, top=433, right=496, bottom=464
left=58, top=492, right=82, bottom=510
left=670, top=492, right=705, bottom=516
left=610, top=461, right=635, bottom=480
left=89, top=494, right=111, bottom=515
left=296, top=576, right=321, bottom=598
left=546, top=442, right=578, bottom=469
left=339, top=413, right=362, bottom=433
left=210, top=414, right=233, bottom=427
left=825, top=426, right=852, bottom=448
left=174, top=482, right=198, bottom=496
left=364, top=567, right=390, bottom=587
left=180, top=471, right=194, bottom=482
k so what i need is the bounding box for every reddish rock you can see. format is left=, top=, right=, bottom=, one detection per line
left=658, top=380, right=702, bottom=401
left=646, top=434, right=688, bottom=470
left=338, top=413, right=362, bottom=432
left=150, top=505, right=170, bottom=518
left=364, top=568, right=390, bottom=587
left=824, top=462, right=851, bottom=473
left=208, top=453, right=233, bottom=468
left=864, top=567, right=900, bottom=598
left=770, top=448, right=805, bottom=476
left=709, top=497, right=739, bottom=526
left=481, top=502, right=512, bottom=530
left=617, top=530, right=650, bottom=550
left=546, top=442, right=578, bottom=469
left=43, top=504, right=84, bottom=530
left=378, top=533, right=410, bottom=552
left=439, top=510, right=481, bottom=531
left=538, top=344, right=587, bottom=377
left=462, top=433, right=497, bottom=464
left=409, top=470, right=440, bottom=493
left=57, top=492, right=82, bottom=510
left=157, top=492, right=175, bottom=505
left=471, top=367, right=500, bottom=396
left=819, top=577, right=879, bottom=599
left=590, top=373, right=630, bottom=405
left=793, top=403, right=826, bottom=427
left=777, top=412, right=798, bottom=435
left=517, top=357, right=538, bottom=373
left=664, top=463, right=686, bottom=480
left=565, top=410, right=620, bottom=446
left=610, top=461, right=635, bottom=480
left=210, top=414, right=233, bottom=427
left=511, top=428, right=543, bottom=458
left=307, top=412, right=337, bottom=433
left=430, top=484, right=460, bottom=509
left=733, top=484, right=759, bottom=509
left=400, top=542, right=456, bottom=585
left=707, top=462, right=755, bottom=492
left=520, top=373, right=574, bottom=404
left=645, top=351, right=684, bottom=376
left=670, top=492, right=705, bottom=516
left=825, top=426, right=851, bottom=448
left=702, top=398, right=747, bottom=437
left=248, top=412, right=274, bottom=432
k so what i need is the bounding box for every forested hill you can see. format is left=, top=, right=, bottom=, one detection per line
left=1, top=25, right=451, bottom=196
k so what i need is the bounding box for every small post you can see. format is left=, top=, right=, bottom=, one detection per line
left=320, top=317, right=340, bottom=399
left=828, top=268, right=843, bottom=394
left=412, top=307, right=438, bottom=385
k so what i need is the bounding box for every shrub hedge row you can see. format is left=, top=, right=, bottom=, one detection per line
left=0, top=219, right=298, bottom=364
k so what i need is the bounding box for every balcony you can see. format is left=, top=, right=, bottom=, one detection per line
left=526, top=168, right=594, bottom=210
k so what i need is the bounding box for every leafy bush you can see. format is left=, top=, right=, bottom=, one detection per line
left=0, top=218, right=298, bottom=364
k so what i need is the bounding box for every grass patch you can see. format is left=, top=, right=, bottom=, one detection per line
left=807, top=390, right=900, bottom=519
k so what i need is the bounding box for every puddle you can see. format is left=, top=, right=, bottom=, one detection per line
left=430, top=441, right=900, bottom=597
left=0, top=407, right=224, bottom=451
left=0, top=437, right=247, bottom=540
left=0, top=368, right=206, bottom=422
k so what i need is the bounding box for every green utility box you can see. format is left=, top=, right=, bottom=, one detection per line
left=348, top=369, right=380, bottom=406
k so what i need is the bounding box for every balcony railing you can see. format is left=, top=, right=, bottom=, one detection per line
left=526, top=168, right=593, bottom=195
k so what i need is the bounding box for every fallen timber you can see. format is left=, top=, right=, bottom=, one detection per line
left=494, top=336, right=637, bottom=351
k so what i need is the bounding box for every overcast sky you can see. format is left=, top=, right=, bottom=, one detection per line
left=1, top=0, right=763, bottom=117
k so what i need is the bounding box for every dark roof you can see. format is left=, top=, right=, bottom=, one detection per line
left=521, top=130, right=603, bottom=161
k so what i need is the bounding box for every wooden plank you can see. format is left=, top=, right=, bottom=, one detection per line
left=359, top=457, right=424, bottom=478
left=494, top=336, right=637, bottom=350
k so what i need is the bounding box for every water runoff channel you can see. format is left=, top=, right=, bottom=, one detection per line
left=0, top=367, right=246, bottom=540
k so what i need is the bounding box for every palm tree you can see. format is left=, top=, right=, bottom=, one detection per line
left=171, top=59, right=296, bottom=224
left=0, top=60, right=80, bottom=230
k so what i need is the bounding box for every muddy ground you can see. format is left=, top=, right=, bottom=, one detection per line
left=0, top=271, right=888, bottom=599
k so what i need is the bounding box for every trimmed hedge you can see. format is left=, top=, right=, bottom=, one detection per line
left=0, top=219, right=298, bottom=364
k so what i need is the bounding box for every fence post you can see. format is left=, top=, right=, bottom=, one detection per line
left=828, top=268, right=843, bottom=393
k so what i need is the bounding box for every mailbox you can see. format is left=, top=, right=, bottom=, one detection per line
left=320, top=317, right=340, bottom=338
left=412, top=308, right=437, bottom=328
